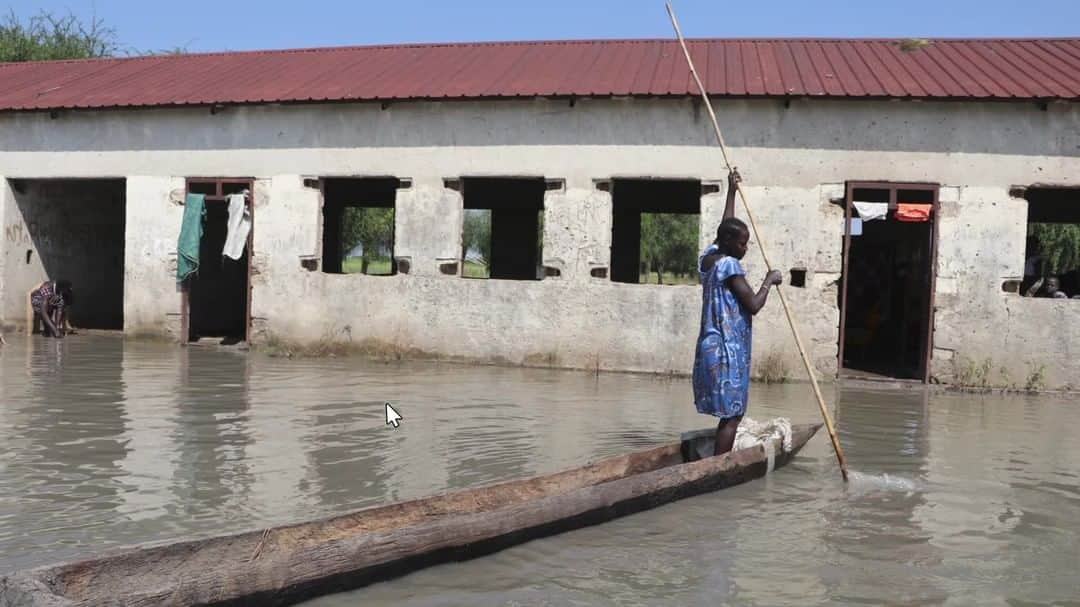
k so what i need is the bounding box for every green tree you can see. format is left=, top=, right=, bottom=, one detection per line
left=341, top=207, right=394, bottom=274
left=1029, top=223, right=1080, bottom=275
left=463, top=209, right=492, bottom=268
left=0, top=10, right=118, bottom=62
left=640, top=213, right=698, bottom=284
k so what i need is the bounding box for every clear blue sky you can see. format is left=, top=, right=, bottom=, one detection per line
left=5, top=0, right=1078, bottom=55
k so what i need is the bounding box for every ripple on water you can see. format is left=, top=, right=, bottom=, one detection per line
left=2, top=336, right=1080, bottom=606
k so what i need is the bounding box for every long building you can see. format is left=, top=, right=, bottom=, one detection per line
left=1, top=38, right=1078, bottom=387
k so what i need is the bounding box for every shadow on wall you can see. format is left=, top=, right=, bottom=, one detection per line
left=5, top=178, right=126, bottom=330
left=0, top=98, right=1076, bottom=157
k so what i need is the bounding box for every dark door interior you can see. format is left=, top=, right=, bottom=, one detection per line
left=186, top=180, right=251, bottom=344
left=840, top=186, right=936, bottom=380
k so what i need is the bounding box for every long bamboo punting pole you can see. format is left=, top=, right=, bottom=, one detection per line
left=664, top=1, right=849, bottom=481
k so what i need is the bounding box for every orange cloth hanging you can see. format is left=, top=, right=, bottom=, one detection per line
left=896, top=203, right=932, bottom=222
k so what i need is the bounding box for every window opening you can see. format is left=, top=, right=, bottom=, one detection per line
left=610, top=179, right=701, bottom=285
left=460, top=178, right=545, bottom=280
left=322, top=178, right=399, bottom=275
left=1022, top=187, right=1080, bottom=300
left=188, top=182, right=217, bottom=196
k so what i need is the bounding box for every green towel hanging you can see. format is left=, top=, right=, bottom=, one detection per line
left=177, top=193, right=206, bottom=282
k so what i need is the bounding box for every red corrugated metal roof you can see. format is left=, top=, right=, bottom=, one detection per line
left=1, top=38, right=1078, bottom=112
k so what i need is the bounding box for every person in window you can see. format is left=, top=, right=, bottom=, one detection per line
left=28, top=280, right=74, bottom=338
left=692, top=168, right=782, bottom=456
left=1025, top=275, right=1066, bottom=299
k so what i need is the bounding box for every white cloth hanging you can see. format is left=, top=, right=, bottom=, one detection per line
left=223, top=192, right=251, bottom=260
left=853, top=201, right=888, bottom=221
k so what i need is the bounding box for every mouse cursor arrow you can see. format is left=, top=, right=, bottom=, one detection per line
left=385, top=403, right=403, bottom=428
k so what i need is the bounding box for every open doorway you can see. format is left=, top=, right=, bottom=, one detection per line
left=182, top=178, right=252, bottom=344
left=839, top=182, right=938, bottom=381
left=3, top=178, right=125, bottom=332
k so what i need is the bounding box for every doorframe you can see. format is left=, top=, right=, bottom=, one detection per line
left=180, top=177, right=255, bottom=344
left=838, top=180, right=940, bottom=383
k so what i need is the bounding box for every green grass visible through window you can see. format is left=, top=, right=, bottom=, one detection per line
left=638, top=271, right=697, bottom=285
left=342, top=257, right=393, bottom=275
left=341, top=207, right=394, bottom=275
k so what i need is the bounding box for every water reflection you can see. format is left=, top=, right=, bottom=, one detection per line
left=3, top=337, right=129, bottom=559
left=116, top=341, right=182, bottom=523
left=172, top=347, right=254, bottom=522
left=2, top=335, right=1080, bottom=606
left=304, top=383, right=1080, bottom=606
left=823, top=387, right=946, bottom=605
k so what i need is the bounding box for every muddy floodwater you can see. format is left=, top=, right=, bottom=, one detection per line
left=1, top=335, right=1079, bottom=605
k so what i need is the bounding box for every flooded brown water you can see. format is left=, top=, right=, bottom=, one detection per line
left=2, top=335, right=1079, bottom=605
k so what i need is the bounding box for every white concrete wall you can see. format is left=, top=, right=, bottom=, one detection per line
left=123, top=176, right=186, bottom=337
left=394, top=177, right=463, bottom=277
left=0, top=98, right=1078, bottom=385
left=0, top=179, right=15, bottom=323
left=933, top=185, right=1080, bottom=389
left=542, top=178, right=612, bottom=281
left=1, top=179, right=49, bottom=324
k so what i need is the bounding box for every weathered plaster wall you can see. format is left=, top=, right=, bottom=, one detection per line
left=394, top=177, right=463, bottom=277
left=1, top=178, right=125, bottom=330
left=543, top=179, right=613, bottom=282
left=933, top=185, right=1079, bottom=389
left=123, top=177, right=185, bottom=337
left=0, top=179, right=13, bottom=326
left=2, top=179, right=59, bottom=325
left=0, top=98, right=1077, bottom=385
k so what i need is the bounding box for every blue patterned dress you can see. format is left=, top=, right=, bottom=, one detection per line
left=692, top=245, right=752, bottom=419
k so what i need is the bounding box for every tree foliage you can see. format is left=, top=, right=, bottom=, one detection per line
left=640, top=213, right=698, bottom=284
left=463, top=210, right=492, bottom=266
left=1029, top=223, right=1080, bottom=275
left=0, top=10, right=118, bottom=62
left=341, top=207, right=394, bottom=274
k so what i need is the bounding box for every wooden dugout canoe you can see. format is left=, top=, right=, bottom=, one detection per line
left=0, top=423, right=820, bottom=607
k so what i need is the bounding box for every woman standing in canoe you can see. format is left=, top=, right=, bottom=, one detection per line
left=693, top=169, right=782, bottom=455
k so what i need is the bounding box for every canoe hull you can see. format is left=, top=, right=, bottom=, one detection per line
left=1, top=424, right=820, bottom=607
